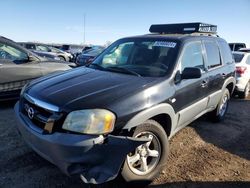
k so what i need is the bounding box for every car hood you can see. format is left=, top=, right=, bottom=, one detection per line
left=26, top=67, right=155, bottom=112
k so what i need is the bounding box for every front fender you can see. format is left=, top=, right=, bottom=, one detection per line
left=123, top=103, right=177, bottom=136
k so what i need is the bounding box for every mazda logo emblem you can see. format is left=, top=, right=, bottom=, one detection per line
left=27, top=107, right=35, bottom=119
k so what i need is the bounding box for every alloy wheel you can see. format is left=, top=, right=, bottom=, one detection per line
left=126, top=131, right=161, bottom=176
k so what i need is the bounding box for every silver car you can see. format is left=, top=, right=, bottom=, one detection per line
left=0, top=36, right=71, bottom=100
left=233, top=52, right=250, bottom=98
left=20, top=42, right=73, bottom=62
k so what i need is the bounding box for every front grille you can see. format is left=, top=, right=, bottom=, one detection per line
left=20, top=96, right=63, bottom=134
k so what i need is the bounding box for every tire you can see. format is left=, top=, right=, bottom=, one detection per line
left=58, top=56, right=66, bottom=61
left=121, top=120, right=169, bottom=184
left=238, top=82, right=249, bottom=99
left=209, top=88, right=230, bottom=122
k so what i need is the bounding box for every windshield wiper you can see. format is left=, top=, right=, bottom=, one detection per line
left=106, top=66, right=141, bottom=77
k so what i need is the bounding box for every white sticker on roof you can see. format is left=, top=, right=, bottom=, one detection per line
left=153, top=41, right=176, bottom=48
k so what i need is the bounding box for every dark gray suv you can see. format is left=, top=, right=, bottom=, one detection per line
left=14, top=23, right=235, bottom=185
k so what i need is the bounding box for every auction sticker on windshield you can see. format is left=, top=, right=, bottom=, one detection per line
left=153, top=41, right=176, bottom=48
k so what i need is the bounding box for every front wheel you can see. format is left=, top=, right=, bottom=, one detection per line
left=209, top=88, right=230, bottom=122
left=121, top=120, right=169, bottom=183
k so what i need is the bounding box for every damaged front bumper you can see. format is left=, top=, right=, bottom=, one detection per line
left=14, top=102, right=147, bottom=184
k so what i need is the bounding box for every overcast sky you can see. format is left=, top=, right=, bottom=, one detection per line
left=1, top=0, right=250, bottom=46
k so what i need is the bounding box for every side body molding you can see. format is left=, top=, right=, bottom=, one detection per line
left=123, top=103, right=177, bottom=137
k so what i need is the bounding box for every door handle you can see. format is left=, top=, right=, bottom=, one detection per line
left=201, top=80, right=208, bottom=88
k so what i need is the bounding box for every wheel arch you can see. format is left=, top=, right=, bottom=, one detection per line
left=222, top=76, right=236, bottom=95
left=123, top=103, right=177, bottom=137
left=226, top=82, right=235, bottom=95
left=58, top=55, right=66, bottom=61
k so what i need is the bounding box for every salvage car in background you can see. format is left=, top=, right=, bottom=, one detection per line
left=75, top=47, right=104, bottom=66
left=19, top=42, right=73, bottom=61
left=233, top=52, right=250, bottom=98
left=229, top=43, right=246, bottom=52
left=0, top=36, right=72, bottom=100
left=30, top=50, right=61, bottom=61
left=49, top=46, right=73, bottom=61
left=60, top=44, right=83, bottom=62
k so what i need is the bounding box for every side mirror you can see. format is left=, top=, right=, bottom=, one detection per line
left=182, top=67, right=202, bottom=79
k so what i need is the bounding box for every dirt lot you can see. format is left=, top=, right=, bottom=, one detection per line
left=0, top=96, right=249, bottom=188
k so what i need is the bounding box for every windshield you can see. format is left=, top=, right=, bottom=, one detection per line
left=233, top=53, right=244, bottom=63
left=90, top=38, right=179, bottom=77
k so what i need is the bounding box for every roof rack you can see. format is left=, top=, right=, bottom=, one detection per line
left=149, top=22, right=217, bottom=35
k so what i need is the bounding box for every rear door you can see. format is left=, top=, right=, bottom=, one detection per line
left=0, top=42, right=42, bottom=92
left=203, top=40, right=229, bottom=109
left=173, top=41, right=209, bottom=127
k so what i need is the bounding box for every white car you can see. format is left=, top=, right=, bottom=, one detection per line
left=233, top=52, right=250, bottom=98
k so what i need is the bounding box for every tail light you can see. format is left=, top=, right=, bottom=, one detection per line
left=236, top=66, right=247, bottom=75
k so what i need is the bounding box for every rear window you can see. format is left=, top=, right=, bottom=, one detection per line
left=233, top=53, right=244, bottom=63
left=218, top=41, right=233, bottom=64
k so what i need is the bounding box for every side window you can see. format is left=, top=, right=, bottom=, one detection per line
left=180, top=42, right=204, bottom=71
left=0, top=42, right=28, bottom=63
left=204, top=41, right=221, bottom=69
left=218, top=41, right=233, bottom=64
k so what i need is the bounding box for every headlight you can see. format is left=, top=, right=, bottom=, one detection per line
left=62, top=109, right=115, bottom=135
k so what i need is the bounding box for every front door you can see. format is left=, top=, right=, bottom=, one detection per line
left=0, top=42, right=42, bottom=92
left=172, top=41, right=209, bottom=127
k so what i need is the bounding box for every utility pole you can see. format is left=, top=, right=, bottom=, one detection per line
left=83, top=13, right=86, bottom=44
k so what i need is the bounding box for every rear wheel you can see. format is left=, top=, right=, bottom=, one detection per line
left=121, top=120, right=169, bottom=183
left=209, top=88, right=230, bottom=122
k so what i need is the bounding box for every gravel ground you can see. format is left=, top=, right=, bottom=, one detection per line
left=0, top=96, right=249, bottom=188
